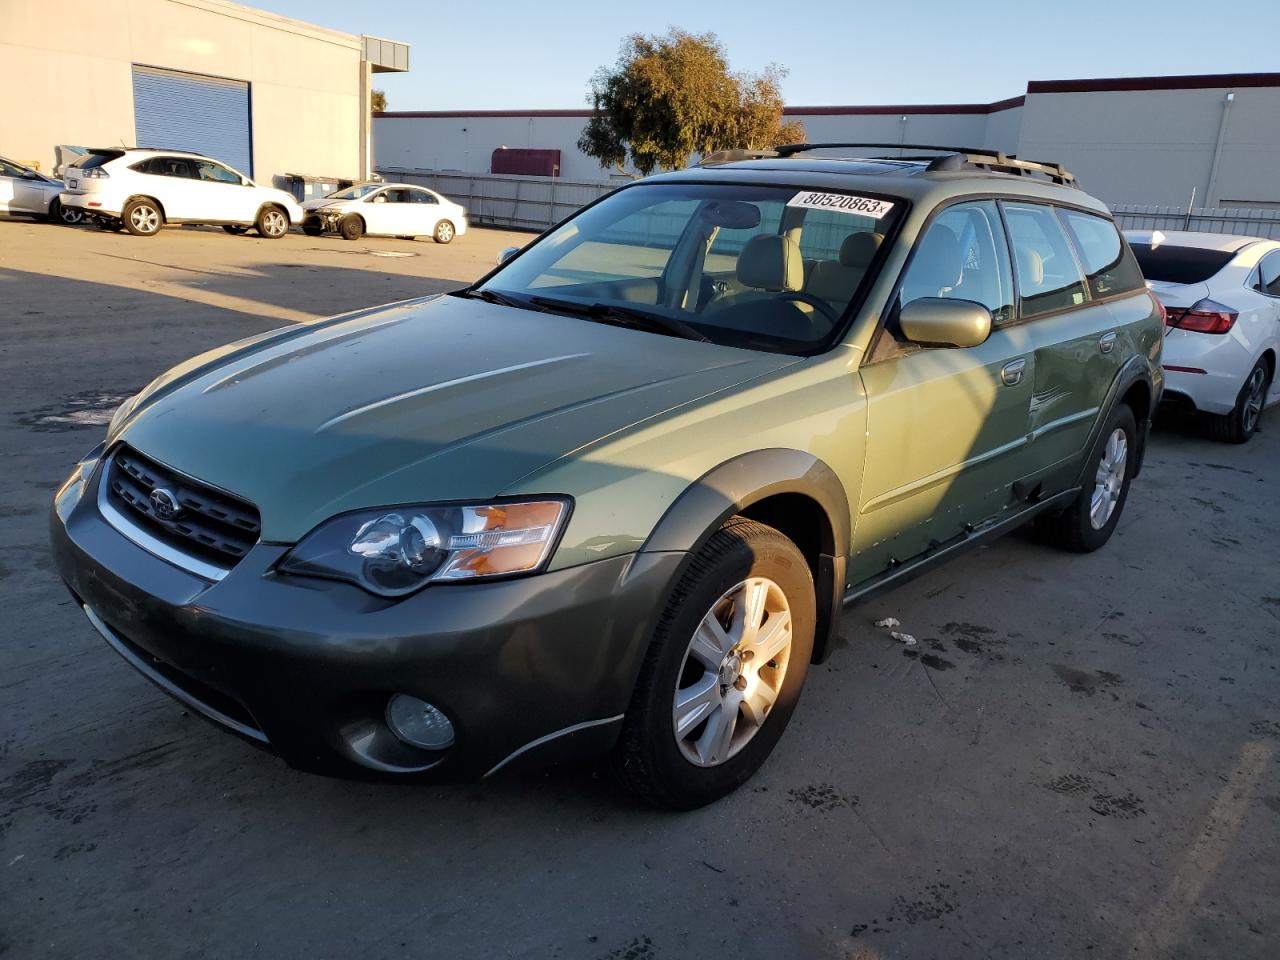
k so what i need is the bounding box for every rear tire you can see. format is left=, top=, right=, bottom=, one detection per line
left=339, top=215, right=364, bottom=241
left=122, top=198, right=163, bottom=236
left=433, top=220, right=455, bottom=244
left=1037, top=404, right=1137, bottom=553
left=223, top=225, right=250, bottom=236
left=1208, top=359, right=1269, bottom=444
left=96, top=217, right=123, bottom=232
left=255, top=206, right=289, bottom=239
left=614, top=517, right=815, bottom=809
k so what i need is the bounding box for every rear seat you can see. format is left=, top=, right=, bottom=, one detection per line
left=806, top=232, right=883, bottom=305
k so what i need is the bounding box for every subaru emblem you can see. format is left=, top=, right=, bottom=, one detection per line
left=149, top=487, right=181, bottom=520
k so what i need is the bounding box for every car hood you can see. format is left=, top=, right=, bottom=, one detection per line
left=302, top=198, right=348, bottom=212
left=116, top=295, right=795, bottom=542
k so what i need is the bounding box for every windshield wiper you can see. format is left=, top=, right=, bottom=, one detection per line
left=528, top=296, right=708, bottom=343
left=455, top=287, right=538, bottom=310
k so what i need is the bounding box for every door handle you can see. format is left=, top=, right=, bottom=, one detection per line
left=1099, top=331, right=1117, bottom=354
left=1000, top=358, right=1026, bottom=386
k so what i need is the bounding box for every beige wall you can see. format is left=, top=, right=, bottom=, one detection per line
left=0, top=0, right=364, bottom=182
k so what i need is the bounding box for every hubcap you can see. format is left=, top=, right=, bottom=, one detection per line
left=672, top=577, right=793, bottom=767
left=131, top=205, right=159, bottom=233
left=1090, top=427, right=1128, bottom=530
left=1243, top=367, right=1266, bottom=433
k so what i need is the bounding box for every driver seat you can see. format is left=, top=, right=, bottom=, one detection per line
left=703, top=235, right=822, bottom=339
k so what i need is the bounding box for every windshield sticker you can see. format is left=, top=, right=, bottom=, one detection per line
left=787, top=191, right=895, bottom=219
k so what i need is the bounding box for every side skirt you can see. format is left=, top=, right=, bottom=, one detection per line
left=842, top=487, right=1080, bottom=607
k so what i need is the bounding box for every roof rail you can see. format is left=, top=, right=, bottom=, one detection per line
left=698, top=148, right=780, bottom=165
left=772, top=142, right=1077, bottom=186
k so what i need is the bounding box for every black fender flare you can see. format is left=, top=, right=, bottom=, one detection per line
left=1075, top=355, right=1157, bottom=486
left=638, top=448, right=851, bottom=664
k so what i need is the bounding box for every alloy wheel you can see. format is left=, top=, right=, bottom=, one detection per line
left=672, top=577, right=793, bottom=767
left=1089, top=427, right=1128, bottom=530
left=130, top=205, right=159, bottom=234
left=1242, top=367, right=1266, bottom=434
left=436, top=221, right=454, bottom=242
left=263, top=210, right=288, bottom=237
left=59, top=205, right=84, bottom=225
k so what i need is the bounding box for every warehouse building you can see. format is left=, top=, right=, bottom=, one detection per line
left=2, top=0, right=408, bottom=187
left=374, top=72, right=1280, bottom=209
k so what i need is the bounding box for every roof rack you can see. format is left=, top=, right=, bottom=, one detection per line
left=699, top=142, right=1076, bottom=186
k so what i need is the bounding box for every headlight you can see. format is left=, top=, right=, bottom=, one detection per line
left=278, top=498, right=571, bottom=597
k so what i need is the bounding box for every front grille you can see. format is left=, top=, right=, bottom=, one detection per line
left=105, top=446, right=261, bottom=568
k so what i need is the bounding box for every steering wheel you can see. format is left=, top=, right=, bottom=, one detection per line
left=775, top=290, right=839, bottom=323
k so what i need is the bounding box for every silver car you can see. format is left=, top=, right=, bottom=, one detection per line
left=0, top=155, right=83, bottom=224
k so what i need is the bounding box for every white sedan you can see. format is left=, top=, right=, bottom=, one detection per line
left=1127, top=229, right=1280, bottom=443
left=301, top=183, right=467, bottom=243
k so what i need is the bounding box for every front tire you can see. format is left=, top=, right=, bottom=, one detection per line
left=49, top=198, right=85, bottom=225
left=302, top=220, right=324, bottom=237
left=1209, top=359, right=1269, bottom=444
left=339, top=215, right=364, bottom=241
left=433, top=220, right=455, bottom=244
left=256, top=206, right=289, bottom=239
left=223, top=225, right=250, bottom=236
left=122, top=198, right=163, bottom=236
left=1037, top=404, right=1137, bottom=553
left=614, top=517, right=815, bottom=809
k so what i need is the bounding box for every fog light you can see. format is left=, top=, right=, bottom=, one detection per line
left=386, top=694, right=455, bottom=750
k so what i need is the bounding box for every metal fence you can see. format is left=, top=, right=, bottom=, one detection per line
left=1110, top=204, right=1280, bottom=239
left=376, top=168, right=621, bottom=231
left=379, top=169, right=1280, bottom=241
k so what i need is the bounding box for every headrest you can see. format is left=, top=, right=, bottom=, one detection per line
left=1017, top=247, right=1045, bottom=286
left=840, top=232, right=883, bottom=268
left=737, top=235, right=803, bottom=292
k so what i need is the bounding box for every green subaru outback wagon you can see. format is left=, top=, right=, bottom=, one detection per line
left=51, top=145, right=1163, bottom=808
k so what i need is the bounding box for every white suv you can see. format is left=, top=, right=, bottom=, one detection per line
left=60, top=148, right=305, bottom=238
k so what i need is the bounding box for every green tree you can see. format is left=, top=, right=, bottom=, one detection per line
left=371, top=89, right=387, bottom=113
left=578, top=29, right=805, bottom=177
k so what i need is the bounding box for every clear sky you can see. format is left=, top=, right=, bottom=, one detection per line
left=254, top=0, right=1279, bottom=111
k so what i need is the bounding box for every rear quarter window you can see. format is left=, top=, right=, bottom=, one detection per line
left=1128, top=243, right=1233, bottom=285
left=1058, top=210, right=1145, bottom=298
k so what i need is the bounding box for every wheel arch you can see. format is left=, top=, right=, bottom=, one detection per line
left=1080, top=355, right=1156, bottom=483
left=256, top=201, right=291, bottom=225
left=639, top=448, right=851, bottom=664
left=125, top=194, right=166, bottom=219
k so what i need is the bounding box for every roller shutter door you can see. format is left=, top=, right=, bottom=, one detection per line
left=132, top=66, right=253, bottom=176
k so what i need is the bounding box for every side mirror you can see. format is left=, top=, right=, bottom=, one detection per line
left=899, top=297, right=992, bottom=348
left=497, top=246, right=520, bottom=265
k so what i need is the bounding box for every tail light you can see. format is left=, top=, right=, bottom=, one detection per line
left=1148, top=291, right=1167, bottom=325
left=1164, top=298, right=1237, bottom=335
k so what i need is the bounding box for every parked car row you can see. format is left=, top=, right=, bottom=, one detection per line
left=2, top=147, right=467, bottom=243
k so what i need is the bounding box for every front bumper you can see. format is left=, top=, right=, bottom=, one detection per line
left=50, top=457, right=682, bottom=780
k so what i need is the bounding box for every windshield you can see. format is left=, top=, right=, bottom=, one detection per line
left=326, top=184, right=382, bottom=200
left=1129, top=241, right=1234, bottom=285
left=478, top=182, right=903, bottom=354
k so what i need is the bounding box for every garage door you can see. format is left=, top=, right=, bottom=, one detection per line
left=132, top=66, right=253, bottom=176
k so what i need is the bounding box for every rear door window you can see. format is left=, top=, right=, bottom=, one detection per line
left=1002, top=202, right=1089, bottom=318
left=1127, top=242, right=1233, bottom=284
left=1257, top=251, right=1280, bottom=297
left=1058, top=210, right=1145, bottom=299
